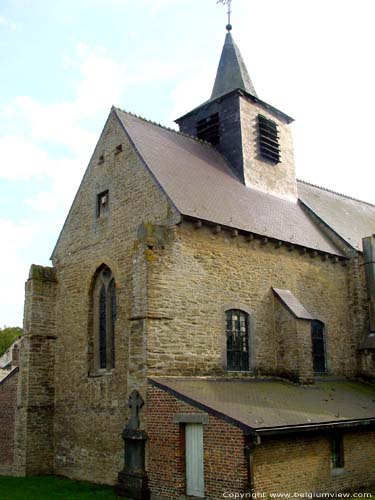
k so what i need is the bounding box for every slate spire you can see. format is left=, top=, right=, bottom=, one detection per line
left=211, top=31, right=257, bottom=100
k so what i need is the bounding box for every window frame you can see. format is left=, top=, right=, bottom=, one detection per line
left=224, top=307, right=251, bottom=372
left=311, top=319, right=327, bottom=375
left=331, top=433, right=344, bottom=472
left=90, top=265, right=117, bottom=374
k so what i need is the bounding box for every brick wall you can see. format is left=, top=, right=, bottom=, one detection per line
left=253, top=430, right=375, bottom=494
left=147, top=384, right=248, bottom=500
left=0, top=369, right=18, bottom=469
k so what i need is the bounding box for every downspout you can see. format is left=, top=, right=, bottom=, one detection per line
left=245, top=433, right=261, bottom=493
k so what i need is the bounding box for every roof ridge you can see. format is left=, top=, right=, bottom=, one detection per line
left=297, top=178, right=375, bottom=208
left=113, top=106, right=214, bottom=148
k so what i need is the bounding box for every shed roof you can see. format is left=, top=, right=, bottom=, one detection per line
left=272, top=288, right=314, bottom=320
left=115, top=109, right=343, bottom=256
left=150, top=377, right=375, bottom=434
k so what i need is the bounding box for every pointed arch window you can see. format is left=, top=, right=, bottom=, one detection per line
left=226, top=309, right=250, bottom=371
left=92, top=265, right=117, bottom=371
left=311, top=320, right=327, bottom=374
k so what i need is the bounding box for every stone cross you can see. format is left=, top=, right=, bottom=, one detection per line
left=126, top=390, right=144, bottom=430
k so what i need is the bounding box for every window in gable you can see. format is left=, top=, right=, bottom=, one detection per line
left=96, top=190, right=109, bottom=218
left=258, top=114, right=281, bottom=164
left=90, top=265, right=117, bottom=373
left=226, top=309, right=250, bottom=371
left=196, top=113, right=220, bottom=145
left=311, top=319, right=327, bottom=374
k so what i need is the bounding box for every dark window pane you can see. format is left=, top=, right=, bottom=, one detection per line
left=99, top=285, right=107, bottom=369
left=109, top=279, right=116, bottom=368
left=226, top=309, right=249, bottom=371
left=311, top=320, right=326, bottom=374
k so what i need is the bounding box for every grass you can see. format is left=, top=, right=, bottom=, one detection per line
left=0, top=476, right=127, bottom=500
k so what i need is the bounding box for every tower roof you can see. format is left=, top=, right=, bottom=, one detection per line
left=211, top=32, right=257, bottom=99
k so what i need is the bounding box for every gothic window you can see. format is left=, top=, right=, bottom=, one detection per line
left=258, top=114, right=280, bottom=164
left=92, top=265, right=117, bottom=371
left=311, top=320, right=327, bottom=374
left=226, top=309, right=250, bottom=371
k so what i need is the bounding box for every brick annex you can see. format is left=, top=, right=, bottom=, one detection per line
left=1, top=19, right=375, bottom=500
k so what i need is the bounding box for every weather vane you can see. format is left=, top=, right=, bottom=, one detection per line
left=217, top=0, right=233, bottom=31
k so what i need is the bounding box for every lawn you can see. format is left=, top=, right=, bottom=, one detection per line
left=0, top=476, right=126, bottom=500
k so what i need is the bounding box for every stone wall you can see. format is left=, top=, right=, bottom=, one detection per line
left=147, top=383, right=248, bottom=500
left=13, top=264, right=57, bottom=476
left=50, top=110, right=178, bottom=484
left=0, top=369, right=18, bottom=472
left=253, top=430, right=375, bottom=493
left=146, top=221, right=356, bottom=380
left=240, top=96, right=298, bottom=201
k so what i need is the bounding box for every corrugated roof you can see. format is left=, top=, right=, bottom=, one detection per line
left=115, top=109, right=342, bottom=256
left=273, top=288, right=314, bottom=320
left=298, top=180, right=375, bottom=251
left=150, top=377, right=375, bottom=432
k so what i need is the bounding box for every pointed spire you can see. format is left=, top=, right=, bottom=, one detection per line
left=211, top=32, right=257, bottom=100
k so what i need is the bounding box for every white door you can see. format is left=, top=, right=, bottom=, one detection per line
left=185, top=423, right=204, bottom=497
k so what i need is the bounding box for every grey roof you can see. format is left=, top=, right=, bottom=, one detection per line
left=150, top=377, right=375, bottom=432
left=211, top=32, right=257, bottom=100
left=272, top=288, right=314, bottom=320
left=298, top=180, right=375, bottom=251
left=115, top=109, right=343, bottom=256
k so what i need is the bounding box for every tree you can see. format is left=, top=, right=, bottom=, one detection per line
left=0, top=327, right=23, bottom=357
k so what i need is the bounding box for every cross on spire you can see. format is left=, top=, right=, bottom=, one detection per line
left=217, top=0, right=233, bottom=31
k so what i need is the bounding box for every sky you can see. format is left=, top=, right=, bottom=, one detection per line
left=1, top=0, right=375, bottom=327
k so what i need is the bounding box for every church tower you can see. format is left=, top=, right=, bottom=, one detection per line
left=176, top=25, right=298, bottom=202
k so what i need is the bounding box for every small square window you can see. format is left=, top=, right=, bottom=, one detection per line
left=96, top=190, right=109, bottom=217
left=98, top=155, right=105, bottom=164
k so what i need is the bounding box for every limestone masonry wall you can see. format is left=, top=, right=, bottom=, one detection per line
left=50, top=111, right=177, bottom=484
left=146, top=221, right=357, bottom=380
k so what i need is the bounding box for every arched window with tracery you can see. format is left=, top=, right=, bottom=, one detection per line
left=92, top=265, right=117, bottom=371
left=225, top=309, right=250, bottom=371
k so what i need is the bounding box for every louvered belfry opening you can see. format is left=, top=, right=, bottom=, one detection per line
left=258, top=114, right=281, bottom=164
left=196, top=113, right=220, bottom=145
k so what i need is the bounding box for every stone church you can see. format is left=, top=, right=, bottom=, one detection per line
left=1, top=21, right=375, bottom=500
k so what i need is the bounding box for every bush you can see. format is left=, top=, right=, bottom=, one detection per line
left=0, top=326, right=22, bottom=357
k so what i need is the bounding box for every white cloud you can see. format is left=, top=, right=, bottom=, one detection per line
left=0, top=219, right=38, bottom=327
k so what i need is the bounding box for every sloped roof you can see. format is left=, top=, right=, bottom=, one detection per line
left=115, top=109, right=342, bottom=256
left=272, top=288, right=314, bottom=320
left=150, top=377, right=375, bottom=433
left=211, top=32, right=257, bottom=100
left=298, top=180, right=375, bottom=251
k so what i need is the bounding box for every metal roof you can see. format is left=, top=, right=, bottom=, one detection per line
left=149, top=377, right=375, bottom=433
left=298, top=180, right=375, bottom=251
left=115, top=109, right=343, bottom=256
left=273, top=288, right=314, bottom=320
